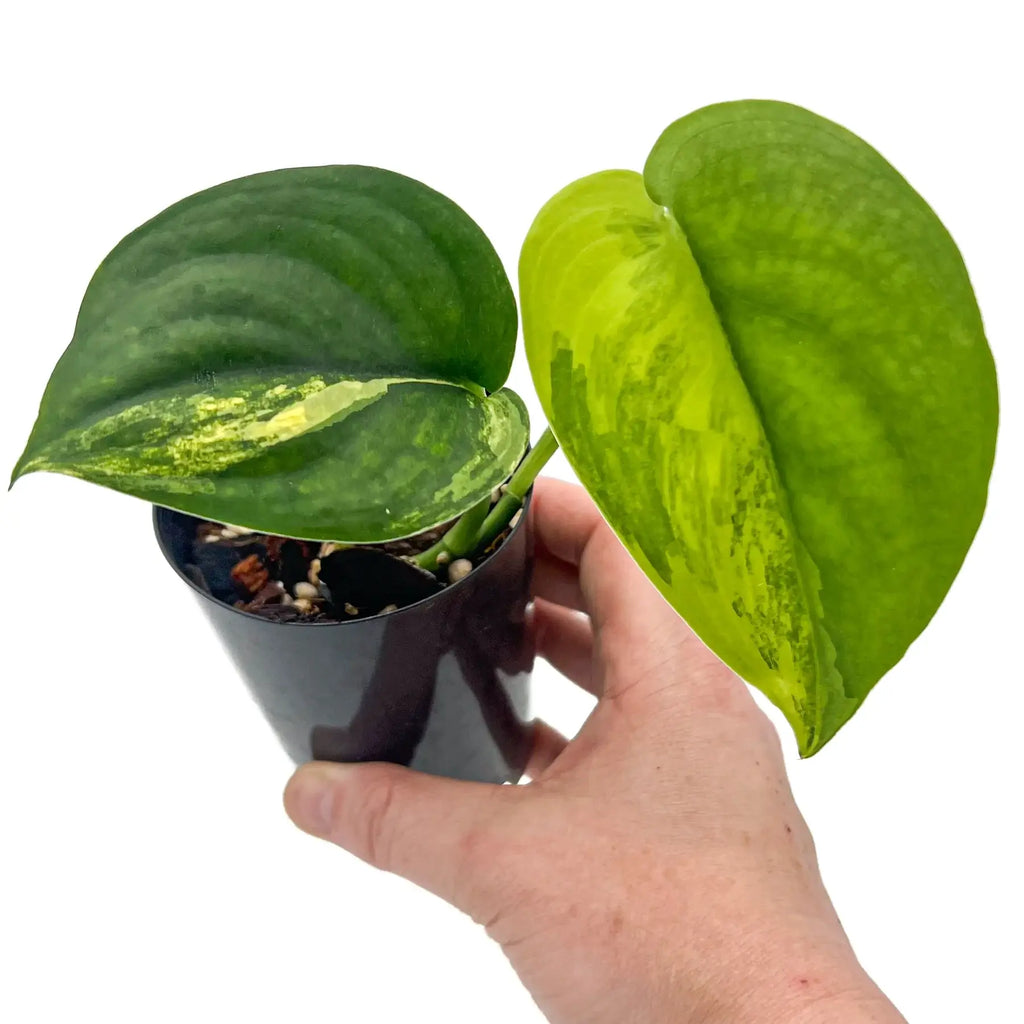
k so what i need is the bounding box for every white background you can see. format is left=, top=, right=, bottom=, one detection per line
left=1, top=3, right=1021, bottom=1021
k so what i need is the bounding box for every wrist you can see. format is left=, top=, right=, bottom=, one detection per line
left=704, top=969, right=904, bottom=1024
left=687, top=926, right=905, bottom=1024
left=761, top=982, right=905, bottom=1024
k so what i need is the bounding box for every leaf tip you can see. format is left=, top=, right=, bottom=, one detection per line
left=796, top=734, right=825, bottom=759
left=794, top=714, right=845, bottom=758
left=9, top=451, right=33, bottom=490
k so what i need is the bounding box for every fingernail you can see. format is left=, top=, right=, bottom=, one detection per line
left=285, top=763, right=350, bottom=838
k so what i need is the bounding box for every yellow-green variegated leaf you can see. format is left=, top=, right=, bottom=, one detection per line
left=520, top=101, right=997, bottom=755
left=12, top=165, right=527, bottom=541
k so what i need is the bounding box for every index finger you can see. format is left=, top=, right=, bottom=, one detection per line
left=529, top=476, right=740, bottom=705
left=531, top=476, right=606, bottom=569
left=530, top=477, right=671, bottom=634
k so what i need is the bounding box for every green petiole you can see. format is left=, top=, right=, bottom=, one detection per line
left=415, top=426, right=559, bottom=571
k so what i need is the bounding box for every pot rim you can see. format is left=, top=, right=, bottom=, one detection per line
left=153, top=487, right=533, bottom=628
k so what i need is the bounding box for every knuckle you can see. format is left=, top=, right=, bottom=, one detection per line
left=693, top=669, right=754, bottom=716
left=453, top=799, right=524, bottom=915
left=456, top=818, right=501, bottom=876
left=756, top=709, right=785, bottom=753
left=343, top=768, right=400, bottom=870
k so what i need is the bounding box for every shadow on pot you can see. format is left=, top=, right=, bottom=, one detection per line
left=153, top=494, right=535, bottom=784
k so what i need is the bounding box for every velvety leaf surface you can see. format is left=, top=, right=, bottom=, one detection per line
left=13, top=165, right=526, bottom=541
left=520, top=102, right=997, bottom=754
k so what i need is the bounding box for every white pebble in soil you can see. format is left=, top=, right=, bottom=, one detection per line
left=293, top=598, right=314, bottom=613
left=448, top=558, right=473, bottom=584
left=293, top=581, right=319, bottom=600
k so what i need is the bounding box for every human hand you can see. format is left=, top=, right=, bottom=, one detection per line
left=284, top=477, right=906, bottom=1024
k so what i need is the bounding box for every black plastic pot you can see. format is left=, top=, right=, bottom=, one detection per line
left=153, top=497, right=534, bottom=783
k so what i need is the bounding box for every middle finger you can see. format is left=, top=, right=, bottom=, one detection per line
left=530, top=548, right=586, bottom=611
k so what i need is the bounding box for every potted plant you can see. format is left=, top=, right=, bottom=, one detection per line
left=10, top=99, right=997, bottom=778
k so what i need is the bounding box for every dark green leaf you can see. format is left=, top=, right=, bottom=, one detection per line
left=13, top=165, right=526, bottom=540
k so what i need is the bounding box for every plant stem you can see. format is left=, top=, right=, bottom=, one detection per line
left=415, top=493, right=492, bottom=571
left=467, top=426, right=559, bottom=554
left=414, top=426, right=560, bottom=571
left=507, top=426, right=560, bottom=502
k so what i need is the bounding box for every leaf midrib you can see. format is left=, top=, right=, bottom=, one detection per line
left=16, top=373, right=500, bottom=482
left=657, top=197, right=835, bottom=750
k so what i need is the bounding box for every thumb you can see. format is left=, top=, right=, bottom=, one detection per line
left=283, top=761, right=509, bottom=911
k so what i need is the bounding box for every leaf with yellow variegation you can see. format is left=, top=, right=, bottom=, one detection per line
left=13, top=165, right=527, bottom=541
left=520, top=101, right=997, bottom=754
